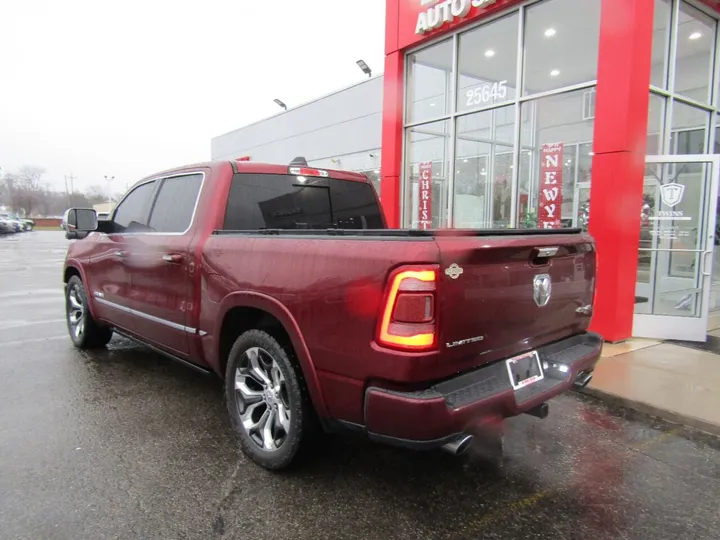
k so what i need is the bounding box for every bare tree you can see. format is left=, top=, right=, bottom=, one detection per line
left=2, top=166, right=47, bottom=216
left=1, top=173, right=20, bottom=212
left=1, top=166, right=117, bottom=216
left=85, top=184, right=108, bottom=205
left=17, top=166, right=45, bottom=190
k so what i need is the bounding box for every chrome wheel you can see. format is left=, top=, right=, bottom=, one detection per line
left=67, top=284, right=85, bottom=340
left=234, top=347, right=291, bottom=451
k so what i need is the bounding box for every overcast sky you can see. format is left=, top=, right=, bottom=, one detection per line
left=0, top=0, right=386, bottom=194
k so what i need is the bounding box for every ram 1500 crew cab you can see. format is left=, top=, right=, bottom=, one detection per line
left=63, top=158, right=602, bottom=469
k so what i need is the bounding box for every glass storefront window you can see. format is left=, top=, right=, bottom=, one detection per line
left=405, top=120, right=451, bottom=229
left=578, top=143, right=593, bottom=183
left=523, top=0, right=601, bottom=95
left=671, top=100, right=709, bottom=155
left=651, top=0, right=672, bottom=89
left=406, top=40, right=453, bottom=124
left=454, top=106, right=515, bottom=228
left=403, top=0, right=605, bottom=230
left=647, top=92, right=667, bottom=154
left=518, top=89, right=596, bottom=228
left=457, top=13, right=519, bottom=113
left=673, top=2, right=716, bottom=104
left=517, top=150, right=534, bottom=227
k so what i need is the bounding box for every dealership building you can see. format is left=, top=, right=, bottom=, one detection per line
left=212, top=0, right=720, bottom=343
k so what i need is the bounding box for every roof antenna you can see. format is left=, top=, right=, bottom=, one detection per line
left=289, top=156, right=308, bottom=167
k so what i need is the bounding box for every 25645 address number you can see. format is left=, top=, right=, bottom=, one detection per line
left=465, top=80, right=508, bottom=107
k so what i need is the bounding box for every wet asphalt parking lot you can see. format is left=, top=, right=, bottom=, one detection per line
left=1, top=231, right=720, bottom=540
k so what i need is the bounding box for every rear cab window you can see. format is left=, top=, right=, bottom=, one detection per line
left=223, top=173, right=383, bottom=230
left=148, top=173, right=203, bottom=233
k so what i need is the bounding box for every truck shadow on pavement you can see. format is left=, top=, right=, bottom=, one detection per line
left=72, top=336, right=720, bottom=540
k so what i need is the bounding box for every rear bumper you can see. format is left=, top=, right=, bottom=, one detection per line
left=364, top=332, right=603, bottom=448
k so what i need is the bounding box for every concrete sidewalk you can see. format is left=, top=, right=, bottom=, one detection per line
left=581, top=337, right=720, bottom=436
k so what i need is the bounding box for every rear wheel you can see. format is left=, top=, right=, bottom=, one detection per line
left=225, top=330, right=316, bottom=470
left=65, top=276, right=113, bottom=349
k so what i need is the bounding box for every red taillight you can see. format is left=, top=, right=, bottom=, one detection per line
left=289, top=166, right=329, bottom=178
left=393, top=293, right=434, bottom=323
left=377, top=267, right=437, bottom=351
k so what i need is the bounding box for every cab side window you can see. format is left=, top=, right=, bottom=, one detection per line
left=148, top=174, right=203, bottom=233
left=112, top=181, right=157, bottom=233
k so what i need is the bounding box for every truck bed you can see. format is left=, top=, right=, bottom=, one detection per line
left=202, top=227, right=595, bottom=425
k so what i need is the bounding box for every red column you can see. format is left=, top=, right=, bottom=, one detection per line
left=380, top=51, right=404, bottom=228
left=589, top=0, right=655, bottom=342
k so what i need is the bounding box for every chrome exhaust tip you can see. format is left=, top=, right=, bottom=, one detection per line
left=525, top=402, right=549, bottom=419
left=441, top=434, right=474, bottom=456
left=573, top=371, right=593, bottom=389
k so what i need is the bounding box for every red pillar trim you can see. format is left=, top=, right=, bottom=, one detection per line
left=588, top=0, right=655, bottom=342
left=385, top=0, right=400, bottom=55
left=380, top=51, right=404, bottom=228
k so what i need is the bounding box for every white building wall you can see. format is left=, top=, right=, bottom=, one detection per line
left=211, top=76, right=384, bottom=171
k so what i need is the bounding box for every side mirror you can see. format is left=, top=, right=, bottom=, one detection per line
left=64, top=208, right=97, bottom=240
left=66, top=208, right=98, bottom=231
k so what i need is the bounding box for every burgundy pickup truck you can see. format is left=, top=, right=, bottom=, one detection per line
left=62, top=158, right=601, bottom=470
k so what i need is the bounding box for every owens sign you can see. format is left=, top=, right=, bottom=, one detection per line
left=416, top=0, right=498, bottom=35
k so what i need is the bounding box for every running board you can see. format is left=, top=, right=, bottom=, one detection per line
left=112, top=329, right=214, bottom=376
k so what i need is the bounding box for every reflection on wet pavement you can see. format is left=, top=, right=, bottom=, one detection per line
left=1, top=233, right=720, bottom=540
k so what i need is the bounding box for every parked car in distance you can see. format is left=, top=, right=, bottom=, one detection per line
left=62, top=158, right=601, bottom=470
left=0, top=214, right=23, bottom=232
left=7, top=214, right=34, bottom=231
left=0, top=217, right=16, bottom=234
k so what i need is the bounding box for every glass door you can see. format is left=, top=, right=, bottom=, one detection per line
left=572, top=182, right=591, bottom=229
left=633, top=155, right=720, bottom=342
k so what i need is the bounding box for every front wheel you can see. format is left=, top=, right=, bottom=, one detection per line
left=225, top=330, right=316, bottom=470
left=65, top=276, right=113, bottom=349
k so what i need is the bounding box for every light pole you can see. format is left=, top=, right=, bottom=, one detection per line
left=104, top=175, right=115, bottom=207
left=356, top=59, right=372, bottom=78
left=64, top=174, right=76, bottom=207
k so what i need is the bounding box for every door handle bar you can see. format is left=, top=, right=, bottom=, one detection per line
left=702, top=250, right=713, bottom=277
left=162, top=254, right=183, bottom=264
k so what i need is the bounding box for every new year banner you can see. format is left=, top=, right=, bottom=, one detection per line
left=539, top=143, right=564, bottom=229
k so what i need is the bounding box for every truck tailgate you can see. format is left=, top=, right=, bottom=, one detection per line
left=433, top=232, right=596, bottom=372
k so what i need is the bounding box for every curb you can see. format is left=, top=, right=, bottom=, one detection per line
left=578, top=386, right=720, bottom=438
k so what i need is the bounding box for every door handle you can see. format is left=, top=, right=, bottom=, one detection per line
left=702, top=250, right=714, bottom=277
left=531, top=246, right=559, bottom=265
left=162, top=253, right=183, bottom=264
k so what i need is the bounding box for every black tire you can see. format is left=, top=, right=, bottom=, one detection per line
left=225, top=329, right=316, bottom=470
left=65, top=276, right=113, bottom=349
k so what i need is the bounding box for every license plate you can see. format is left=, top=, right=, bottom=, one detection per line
left=506, top=351, right=544, bottom=390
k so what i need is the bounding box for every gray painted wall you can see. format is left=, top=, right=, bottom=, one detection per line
left=211, top=76, right=384, bottom=168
